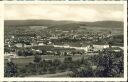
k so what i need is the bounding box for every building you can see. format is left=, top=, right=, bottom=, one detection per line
left=85, top=44, right=109, bottom=52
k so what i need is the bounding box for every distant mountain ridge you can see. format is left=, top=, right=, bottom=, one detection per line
left=4, top=20, right=123, bottom=28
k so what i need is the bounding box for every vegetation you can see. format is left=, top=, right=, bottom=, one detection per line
left=4, top=61, right=17, bottom=77
left=69, top=48, right=124, bottom=77
left=4, top=47, right=123, bottom=77
left=4, top=20, right=124, bottom=77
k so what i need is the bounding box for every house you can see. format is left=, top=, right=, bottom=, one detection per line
left=15, top=43, right=23, bottom=48
left=85, top=44, right=109, bottom=52
left=85, top=45, right=94, bottom=52
left=103, top=47, right=123, bottom=53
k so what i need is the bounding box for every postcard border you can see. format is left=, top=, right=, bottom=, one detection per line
left=0, top=1, right=127, bottom=81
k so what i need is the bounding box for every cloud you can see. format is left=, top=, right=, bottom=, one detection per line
left=5, top=4, right=123, bottom=22
left=110, top=11, right=123, bottom=21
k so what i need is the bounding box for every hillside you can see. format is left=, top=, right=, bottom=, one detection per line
left=4, top=20, right=123, bottom=29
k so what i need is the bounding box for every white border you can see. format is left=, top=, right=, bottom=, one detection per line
left=123, top=1, right=127, bottom=81
left=0, top=1, right=4, bottom=80
left=0, top=1, right=127, bottom=81
left=3, top=1, right=127, bottom=4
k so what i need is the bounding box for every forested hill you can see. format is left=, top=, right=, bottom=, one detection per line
left=4, top=20, right=123, bottom=29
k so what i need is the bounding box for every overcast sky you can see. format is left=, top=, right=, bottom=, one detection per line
left=5, top=4, right=123, bottom=22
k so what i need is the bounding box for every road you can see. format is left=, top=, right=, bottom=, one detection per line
left=27, top=71, right=72, bottom=77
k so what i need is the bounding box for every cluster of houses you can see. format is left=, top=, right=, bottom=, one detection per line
left=4, top=29, right=123, bottom=58
left=4, top=41, right=123, bottom=59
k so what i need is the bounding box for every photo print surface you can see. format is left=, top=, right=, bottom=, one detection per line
left=4, top=4, right=124, bottom=77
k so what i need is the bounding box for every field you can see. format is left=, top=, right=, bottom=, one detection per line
left=82, top=26, right=123, bottom=35
left=4, top=54, right=92, bottom=77
left=4, top=54, right=92, bottom=68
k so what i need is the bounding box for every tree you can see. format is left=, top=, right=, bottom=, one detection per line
left=33, top=54, right=41, bottom=63
left=96, top=48, right=124, bottom=77
left=47, top=66, right=56, bottom=74
left=64, top=56, right=72, bottom=63
left=69, top=66, right=94, bottom=77
left=33, top=54, right=42, bottom=74
left=63, top=56, right=73, bottom=70
left=70, top=47, right=124, bottom=77
left=17, top=50, right=23, bottom=56
left=4, top=61, right=17, bottom=77
left=52, top=59, right=61, bottom=67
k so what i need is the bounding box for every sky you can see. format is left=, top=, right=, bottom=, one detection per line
left=0, top=4, right=3, bottom=19
left=5, top=4, right=123, bottom=22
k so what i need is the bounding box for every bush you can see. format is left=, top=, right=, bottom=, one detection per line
left=95, top=49, right=124, bottom=77
left=64, top=56, right=72, bottom=63
left=4, top=61, right=17, bottom=77
left=52, top=59, right=61, bottom=66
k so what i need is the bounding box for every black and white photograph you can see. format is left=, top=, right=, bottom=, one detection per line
left=1, top=0, right=127, bottom=1
left=4, top=3, right=125, bottom=78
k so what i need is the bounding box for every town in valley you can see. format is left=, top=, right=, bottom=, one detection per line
left=4, top=4, right=124, bottom=77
